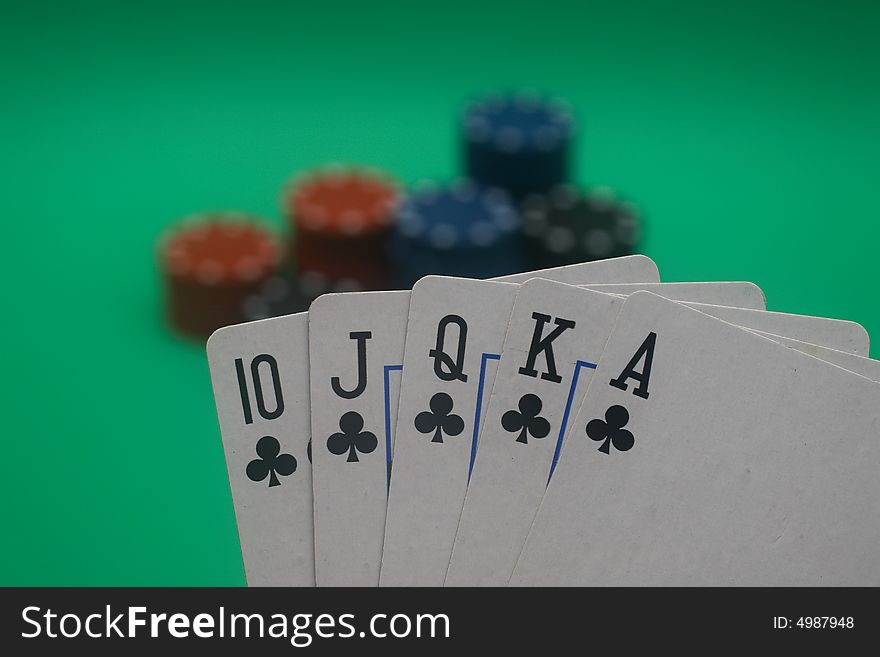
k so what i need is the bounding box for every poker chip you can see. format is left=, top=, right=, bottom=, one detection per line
left=286, top=165, right=397, bottom=237
left=391, top=179, right=524, bottom=286
left=282, top=165, right=399, bottom=291
left=241, top=272, right=366, bottom=321
left=463, top=91, right=573, bottom=199
left=241, top=274, right=308, bottom=321
left=159, top=213, right=280, bottom=339
left=521, top=185, right=642, bottom=268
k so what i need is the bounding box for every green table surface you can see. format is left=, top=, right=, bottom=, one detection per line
left=2, top=0, right=878, bottom=585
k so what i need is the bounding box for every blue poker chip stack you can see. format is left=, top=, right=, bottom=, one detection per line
left=391, top=180, right=524, bottom=287
left=463, top=92, right=573, bottom=200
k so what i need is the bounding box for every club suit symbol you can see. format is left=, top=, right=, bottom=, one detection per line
left=586, top=404, right=635, bottom=454
left=502, top=393, right=551, bottom=444
left=414, top=392, right=465, bottom=443
left=246, top=436, right=297, bottom=487
left=327, top=411, right=378, bottom=462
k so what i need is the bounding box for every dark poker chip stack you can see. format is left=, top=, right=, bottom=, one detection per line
left=391, top=179, right=524, bottom=288
left=521, top=185, right=642, bottom=268
left=462, top=92, right=573, bottom=200
left=241, top=271, right=367, bottom=321
left=241, top=274, right=308, bottom=321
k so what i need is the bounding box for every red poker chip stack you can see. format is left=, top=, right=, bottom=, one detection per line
left=159, top=213, right=280, bottom=339
left=283, top=166, right=399, bottom=294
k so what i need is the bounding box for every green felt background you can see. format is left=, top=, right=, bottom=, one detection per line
left=1, top=0, right=877, bottom=585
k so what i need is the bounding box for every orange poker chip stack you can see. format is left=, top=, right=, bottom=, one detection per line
left=284, top=166, right=399, bottom=292
left=159, top=213, right=280, bottom=339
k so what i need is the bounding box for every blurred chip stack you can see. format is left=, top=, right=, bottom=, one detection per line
left=462, top=91, right=572, bottom=200
left=241, top=274, right=308, bottom=322
left=158, top=94, right=645, bottom=337
left=159, top=213, right=280, bottom=339
left=242, top=269, right=378, bottom=321
left=521, top=185, right=642, bottom=268
left=391, top=179, right=523, bottom=287
left=461, top=90, right=643, bottom=268
left=283, top=165, right=399, bottom=299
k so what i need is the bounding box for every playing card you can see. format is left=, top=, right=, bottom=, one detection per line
left=445, top=279, right=625, bottom=586
left=207, top=314, right=314, bottom=587
left=380, top=277, right=767, bottom=587
left=379, top=277, right=519, bottom=586
left=511, top=292, right=880, bottom=586
left=751, top=332, right=880, bottom=382
left=446, top=284, right=873, bottom=586
left=681, top=302, right=870, bottom=355
left=309, top=290, right=410, bottom=587
left=309, top=257, right=660, bottom=587
left=495, top=254, right=659, bottom=284
left=580, top=282, right=765, bottom=310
